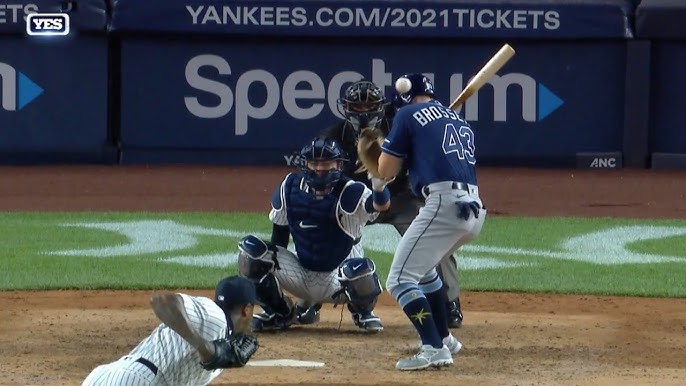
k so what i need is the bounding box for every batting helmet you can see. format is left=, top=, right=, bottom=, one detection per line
left=298, top=137, right=347, bottom=191
left=337, top=80, right=386, bottom=132
left=393, top=73, right=435, bottom=108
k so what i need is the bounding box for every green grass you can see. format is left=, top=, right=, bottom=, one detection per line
left=463, top=261, right=686, bottom=297
left=1, top=212, right=685, bottom=297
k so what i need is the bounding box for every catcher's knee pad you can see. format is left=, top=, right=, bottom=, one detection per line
left=237, top=235, right=279, bottom=281
left=336, top=258, right=382, bottom=313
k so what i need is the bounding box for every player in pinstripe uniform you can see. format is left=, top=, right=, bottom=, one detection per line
left=82, top=276, right=257, bottom=385
left=237, top=137, right=391, bottom=333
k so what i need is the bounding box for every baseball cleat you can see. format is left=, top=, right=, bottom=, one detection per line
left=416, top=334, right=462, bottom=355
left=447, top=299, right=463, bottom=328
left=351, top=311, right=384, bottom=332
left=396, top=344, right=453, bottom=371
left=295, top=303, right=322, bottom=325
left=443, top=334, right=463, bottom=355
left=251, top=311, right=294, bottom=332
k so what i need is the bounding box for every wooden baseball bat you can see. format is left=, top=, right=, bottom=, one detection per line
left=448, top=44, right=516, bottom=110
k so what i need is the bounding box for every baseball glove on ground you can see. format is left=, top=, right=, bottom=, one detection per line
left=356, top=126, right=385, bottom=177
left=200, top=333, right=259, bottom=370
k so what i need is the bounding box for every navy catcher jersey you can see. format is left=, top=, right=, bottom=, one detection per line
left=269, top=173, right=379, bottom=272
left=382, top=100, right=478, bottom=196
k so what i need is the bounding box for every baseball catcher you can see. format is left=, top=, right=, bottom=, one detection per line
left=314, top=79, right=465, bottom=328
left=238, top=137, right=391, bottom=333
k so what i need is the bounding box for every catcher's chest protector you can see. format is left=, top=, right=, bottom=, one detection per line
left=284, top=176, right=354, bottom=272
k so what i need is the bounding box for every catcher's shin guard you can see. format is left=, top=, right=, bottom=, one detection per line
left=347, top=303, right=383, bottom=332
left=252, top=296, right=295, bottom=332
left=336, top=258, right=384, bottom=332
left=251, top=273, right=294, bottom=331
left=295, top=301, right=322, bottom=325
left=447, top=299, right=463, bottom=329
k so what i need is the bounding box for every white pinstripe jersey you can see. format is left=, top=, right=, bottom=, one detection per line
left=269, top=174, right=379, bottom=257
left=127, top=294, right=228, bottom=385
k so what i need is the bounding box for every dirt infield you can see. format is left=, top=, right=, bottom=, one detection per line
left=1, top=166, right=686, bottom=386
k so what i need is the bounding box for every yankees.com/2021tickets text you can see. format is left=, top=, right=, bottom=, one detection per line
left=187, top=5, right=561, bottom=31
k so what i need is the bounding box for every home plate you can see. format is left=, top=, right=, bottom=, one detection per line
left=247, top=359, right=325, bottom=368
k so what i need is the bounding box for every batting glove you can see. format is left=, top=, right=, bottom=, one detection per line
left=456, top=201, right=481, bottom=221
left=368, top=173, right=393, bottom=191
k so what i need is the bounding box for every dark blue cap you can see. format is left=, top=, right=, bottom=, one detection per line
left=214, top=275, right=257, bottom=310
left=393, top=73, right=435, bottom=108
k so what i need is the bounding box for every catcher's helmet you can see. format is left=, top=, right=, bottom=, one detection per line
left=337, top=80, right=386, bottom=132
left=298, top=137, right=347, bottom=191
left=393, top=73, right=435, bottom=108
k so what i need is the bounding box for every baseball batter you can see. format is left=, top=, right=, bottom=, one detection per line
left=378, top=74, right=486, bottom=371
left=238, top=137, right=391, bottom=333
left=82, top=276, right=257, bottom=385
left=319, top=79, right=465, bottom=328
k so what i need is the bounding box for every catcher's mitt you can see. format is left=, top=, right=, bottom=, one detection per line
left=200, top=333, right=259, bottom=370
left=356, top=126, right=385, bottom=177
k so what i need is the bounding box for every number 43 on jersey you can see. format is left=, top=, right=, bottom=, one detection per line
left=442, top=123, right=476, bottom=165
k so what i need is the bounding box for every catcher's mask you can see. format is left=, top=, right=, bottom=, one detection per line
left=393, top=73, right=435, bottom=108
left=298, top=137, right=348, bottom=192
left=337, top=80, right=386, bottom=133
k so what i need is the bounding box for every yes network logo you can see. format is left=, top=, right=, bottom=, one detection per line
left=0, top=63, right=44, bottom=111
left=26, top=13, right=70, bottom=36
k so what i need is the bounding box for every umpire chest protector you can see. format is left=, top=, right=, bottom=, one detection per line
left=283, top=174, right=357, bottom=272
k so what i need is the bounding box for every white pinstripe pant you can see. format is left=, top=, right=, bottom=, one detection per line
left=82, top=357, right=163, bottom=386
left=273, top=245, right=362, bottom=306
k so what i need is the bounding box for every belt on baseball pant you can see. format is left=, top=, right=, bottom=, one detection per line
left=135, top=357, right=158, bottom=376
left=421, top=181, right=479, bottom=200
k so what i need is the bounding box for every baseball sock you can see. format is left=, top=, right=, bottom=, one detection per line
left=425, top=287, right=451, bottom=340
left=402, top=297, right=443, bottom=349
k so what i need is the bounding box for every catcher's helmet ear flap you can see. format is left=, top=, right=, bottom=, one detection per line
left=393, top=73, right=435, bottom=108
left=299, top=137, right=347, bottom=191
left=336, top=80, right=386, bottom=133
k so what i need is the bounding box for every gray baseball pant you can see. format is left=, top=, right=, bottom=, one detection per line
left=376, top=190, right=463, bottom=299
left=385, top=187, right=486, bottom=298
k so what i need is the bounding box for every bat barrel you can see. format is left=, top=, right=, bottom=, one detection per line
left=449, top=44, right=516, bottom=110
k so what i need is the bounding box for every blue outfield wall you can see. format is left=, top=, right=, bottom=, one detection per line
left=1, top=0, right=684, bottom=168
left=636, top=0, right=686, bottom=168
left=116, top=39, right=626, bottom=166
left=0, top=0, right=116, bottom=164
left=110, top=0, right=634, bottom=167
